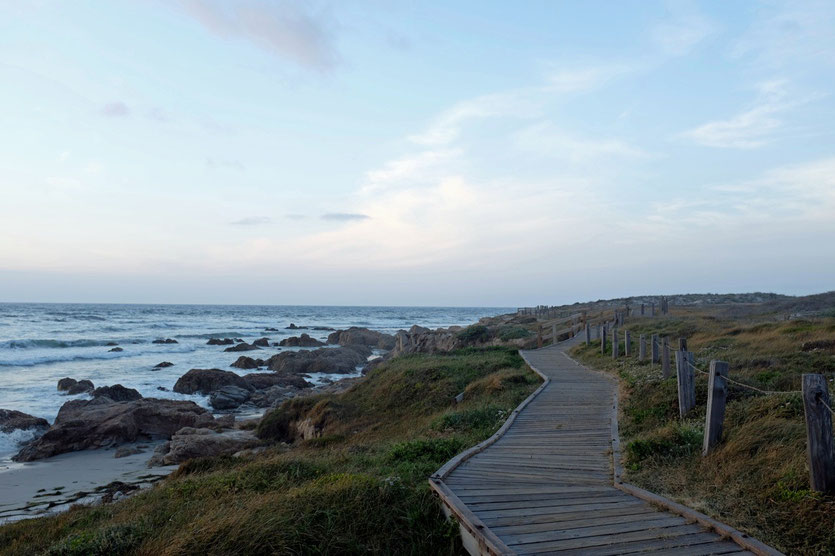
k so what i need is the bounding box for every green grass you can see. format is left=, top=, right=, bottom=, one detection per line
left=0, top=347, right=539, bottom=556
left=572, top=312, right=835, bottom=554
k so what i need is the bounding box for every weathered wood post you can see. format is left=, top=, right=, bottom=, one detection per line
left=585, top=322, right=590, bottom=345
left=703, top=360, right=729, bottom=456
left=675, top=350, right=696, bottom=417
left=639, top=334, right=646, bottom=361
left=679, top=337, right=687, bottom=351
left=640, top=303, right=645, bottom=316
left=661, top=337, right=671, bottom=378
left=651, top=334, right=659, bottom=363
left=552, top=323, right=557, bottom=345
left=537, top=325, right=543, bottom=348
left=650, top=302, right=655, bottom=317
left=612, top=325, right=618, bottom=359
left=802, top=374, right=835, bottom=493
left=624, top=330, right=631, bottom=356
left=596, top=323, right=600, bottom=340
left=601, top=324, right=607, bottom=354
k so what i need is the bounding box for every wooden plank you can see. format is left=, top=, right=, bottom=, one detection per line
left=703, top=360, right=729, bottom=456
left=502, top=516, right=688, bottom=545
left=507, top=524, right=708, bottom=553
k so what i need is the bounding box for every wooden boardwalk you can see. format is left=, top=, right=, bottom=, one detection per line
left=430, top=338, right=780, bottom=555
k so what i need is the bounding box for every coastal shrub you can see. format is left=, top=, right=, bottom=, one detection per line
left=497, top=326, right=531, bottom=341
left=433, top=405, right=507, bottom=433
left=386, top=438, right=465, bottom=464
left=625, top=423, right=702, bottom=468
left=45, top=523, right=145, bottom=556
left=455, top=324, right=490, bottom=344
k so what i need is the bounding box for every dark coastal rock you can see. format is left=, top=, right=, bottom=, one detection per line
left=57, top=377, right=78, bottom=391
left=209, top=386, right=251, bottom=410
left=264, top=345, right=371, bottom=375
left=13, top=397, right=214, bottom=462
left=92, top=384, right=142, bottom=402
left=108, top=347, right=124, bottom=352
left=224, top=342, right=260, bottom=352
left=312, top=326, right=336, bottom=331
left=327, top=327, right=396, bottom=350
left=286, top=323, right=307, bottom=330
left=249, top=386, right=300, bottom=408
left=279, top=333, right=325, bottom=347
left=0, top=409, right=49, bottom=434
left=173, top=368, right=252, bottom=395
left=153, top=361, right=174, bottom=369
left=252, top=337, right=271, bottom=347
left=207, top=338, right=236, bottom=346
left=231, top=356, right=264, bottom=370
left=242, top=373, right=312, bottom=390
left=67, top=380, right=95, bottom=395
left=147, top=428, right=259, bottom=467
left=105, top=342, right=119, bottom=347
left=152, top=338, right=178, bottom=344
left=264, top=327, right=279, bottom=332
left=157, top=386, right=169, bottom=392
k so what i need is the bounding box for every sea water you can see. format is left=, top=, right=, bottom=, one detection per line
left=0, top=303, right=508, bottom=458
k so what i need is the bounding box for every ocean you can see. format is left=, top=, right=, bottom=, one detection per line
left=0, top=303, right=509, bottom=459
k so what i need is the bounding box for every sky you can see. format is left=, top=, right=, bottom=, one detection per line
left=1, top=0, right=834, bottom=307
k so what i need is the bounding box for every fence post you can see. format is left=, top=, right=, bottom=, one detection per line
left=640, top=303, right=645, bottom=316
left=639, top=334, right=646, bottom=361
left=650, top=302, right=655, bottom=317
left=661, top=337, right=671, bottom=379
left=537, top=325, right=543, bottom=348
left=676, top=350, right=695, bottom=417
left=612, top=325, right=618, bottom=359
left=552, top=323, right=557, bottom=345
left=585, top=322, right=590, bottom=345
left=802, top=374, right=835, bottom=494
left=703, top=360, right=729, bottom=456
left=651, top=334, right=659, bottom=363
left=679, top=337, right=687, bottom=351
left=601, top=324, right=607, bottom=354
left=625, top=330, right=631, bottom=357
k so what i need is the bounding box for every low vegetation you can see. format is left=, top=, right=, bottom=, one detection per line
left=0, top=347, right=540, bottom=555
left=572, top=310, right=835, bottom=554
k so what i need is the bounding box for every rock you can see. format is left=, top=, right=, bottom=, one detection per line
left=13, top=398, right=214, bottom=462
left=0, top=409, right=49, bottom=434
left=114, top=446, right=143, bottom=458
left=327, top=327, right=396, bottom=350
left=224, top=342, right=260, bottom=352
left=286, top=323, right=307, bottom=329
left=801, top=339, right=835, bottom=352
left=312, top=326, right=336, bottom=331
left=108, top=347, right=124, bottom=352
left=209, top=386, right=252, bottom=410
left=105, top=342, right=119, bottom=347
left=153, top=361, right=174, bottom=369
left=242, top=373, right=312, bottom=390
left=152, top=338, right=178, bottom=344
left=264, top=345, right=371, bottom=375
left=215, top=414, right=236, bottom=428
left=157, top=386, right=169, bottom=392
left=249, top=385, right=300, bottom=408
left=233, top=446, right=269, bottom=458
left=390, top=326, right=470, bottom=357
left=173, top=369, right=252, bottom=395
left=67, top=380, right=95, bottom=395
left=230, top=356, right=264, bottom=370
left=252, top=337, right=271, bottom=347
left=149, top=427, right=260, bottom=466
left=207, top=338, right=236, bottom=346
left=279, top=333, right=326, bottom=347
left=92, top=384, right=143, bottom=402
left=264, top=327, right=279, bottom=332
left=57, top=377, right=78, bottom=391
left=146, top=442, right=171, bottom=467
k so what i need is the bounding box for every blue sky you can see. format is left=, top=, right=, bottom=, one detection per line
left=1, top=1, right=834, bottom=306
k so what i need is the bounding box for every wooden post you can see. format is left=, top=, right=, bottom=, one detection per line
left=640, top=303, right=645, bottom=316
left=625, top=330, right=631, bottom=357
left=802, top=374, right=835, bottom=493
left=675, top=350, right=696, bottom=417
left=651, top=334, right=659, bottom=363
left=601, top=324, right=607, bottom=354
left=552, top=323, right=557, bottom=345
left=703, top=360, right=729, bottom=456
left=639, top=334, right=646, bottom=361
left=650, top=302, right=655, bottom=317
left=661, top=337, right=671, bottom=378
left=679, top=337, right=687, bottom=351
left=585, top=322, right=590, bottom=345
left=612, top=325, right=618, bottom=359
left=537, top=325, right=543, bottom=348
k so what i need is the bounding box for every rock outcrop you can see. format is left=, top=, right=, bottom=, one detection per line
left=92, top=384, right=143, bottom=402
left=207, top=338, right=237, bottom=346
left=64, top=379, right=95, bottom=395
left=0, top=409, right=49, bottom=434
left=252, top=337, right=271, bottom=347
left=108, top=347, right=124, bottom=352
left=224, top=342, right=260, bottom=353
left=152, top=338, right=178, bottom=344
left=209, top=386, right=252, bottom=410
left=327, top=327, right=395, bottom=350
left=231, top=356, right=264, bottom=369
left=279, top=333, right=325, bottom=347
left=153, top=361, right=174, bottom=369
left=147, top=428, right=260, bottom=466
left=242, top=373, right=311, bottom=390
left=173, top=369, right=252, bottom=395
left=13, top=398, right=214, bottom=462
left=264, top=345, right=371, bottom=374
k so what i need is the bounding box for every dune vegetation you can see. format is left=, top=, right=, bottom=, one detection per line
left=572, top=309, right=835, bottom=554
left=0, top=347, right=540, bottom=555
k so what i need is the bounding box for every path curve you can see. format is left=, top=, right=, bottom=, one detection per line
left=430, top=337, right=781, bottom=555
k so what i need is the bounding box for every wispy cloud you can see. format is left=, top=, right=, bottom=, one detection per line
left=178, top=0, right=338, bottom=70
left=651, top=2, right=716, bottom=56
left=513, top=122, right=649, bottom=162
left=101, top=101, right=129, bottom=117
left=321, top=213, right=369, bottom=221
left=229, top=216, right=272, bottom=226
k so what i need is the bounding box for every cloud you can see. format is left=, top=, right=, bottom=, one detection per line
left=229, top=216, right=272, bottom=226
left=651, top=1, right=716, bottom=56
left=178, top=0, right=338, bottom=70
left=206, top=157, right=245, bottom=171
left=101, top=102, right=129, bottom=117
left=512, top=122, right=650, bottom=162
left=321, top=213, right=370, bottom=221
left=285, top=213, right=307, bottom=220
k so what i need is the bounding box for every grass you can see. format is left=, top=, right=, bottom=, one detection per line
left=572, top=310, right=835, bottom=554
left=0, top=347, right=540, bottom=556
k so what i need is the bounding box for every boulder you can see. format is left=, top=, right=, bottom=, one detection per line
left=105, top=342, right=119, bottom=347
left=252, top=337, right=271, bottom=347
left=249, top=385, right=301, bottom=408
left=312, top=326, right=336, bottom=331
left=92, top=384, right=143, bottom=402
left=286, top=323, right=307, bottom=330
left=153, top=361, right=174, bottom=369
left=148, top=428, right=260, bottom=466
left=242, top=373, right=312, bottom=390
left=173, top=369, right=252, bottom=395
left=57, top=377, right=78, bottom=391
left=209, top=386, right=252, bottom=410
left=207, top=338, right=236, bottom=346
left=231, top=356, right=264, bottom=370
left=279, top=333, right=325, bottom=347
left=108, top=347, right=124, bottom=352
left=264, top=327, right=279, bottom=332
left=327, top=327, right=396, bottom=350
left=0, top=409, right=49, bottom=434
left=264, top=345, right=371, bottom=375
left=67, top=380, right=95, bottom=395
left=13, top=398, right=214, bottom=462
left=224, top=342, right=260, bottom=352
left=152, top=338, right=178, bottom=344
